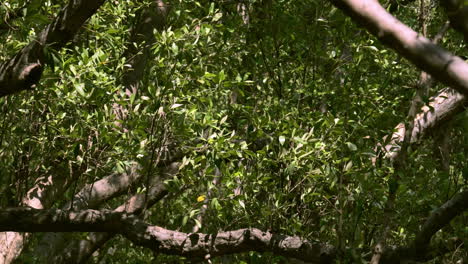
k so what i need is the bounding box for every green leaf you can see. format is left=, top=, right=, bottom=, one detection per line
left=344, top=161, right=353, bottom=171
left=218, top=70, right=225, bottom=83
left=75, top=83, right=86, bottom=97
left=239, top=200, right=245, bottom=209
left=194, top=219, right=202, bottom=229
left=346, top=142, right=357, bottom=151
left=213, top=12, right=223, bottom=22
left=279, top=136, right=286, bottom=145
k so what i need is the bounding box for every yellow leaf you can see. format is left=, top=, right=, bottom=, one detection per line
left=197, top=195, right=206, bottom=202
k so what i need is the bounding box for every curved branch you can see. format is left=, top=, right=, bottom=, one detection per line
left=35, top=162, right=178, bottom=263
left=121, top=0, right=169, bottom=94
left=413, top=189, right=468, bottom=251
left=331, top=0, right=468, bottom=97
left=379, top=189, right=468, bottom=263
left=0, top=208, right=336, bottom=263
left=383, top=88, right=466, bottom=162
left=65, top=163, right=142, bottom=210
left=3, top=188, right=465, bottom=264
left=0, top=163, right=86, bottom=264
left=0, top=0, right=106, bottom=97
left=332, top=3, right=468, bottom=261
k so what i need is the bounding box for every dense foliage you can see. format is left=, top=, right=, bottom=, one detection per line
left=0, top=0, right=466, bottom=263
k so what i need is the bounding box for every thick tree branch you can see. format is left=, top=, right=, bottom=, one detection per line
left=114, top=0, right=169, bottom=125
left=65, top=164, right=141, bottom=210
left=48, top=177, right=170, bottom=263
left=36, top=162, right=178, bottom=263
left=0, top=208, right=336, bottom=263
left=0, top=0, right=106, bottom=97
left=330, top=0, right=468, bottom=97
left=27, top=164, right=142, bottom=263
left=383, top=88, right=466, bottom=162
left=379, top=189, right=468, bottom=263
left=38, top=185, right=167, bottom=263
left=0, top=164, right=85, bottom=263
left=4, top=190, right=465, bottom=264
left=371, top=22, right=463, bottom=263
left=121, top=0, right=169, bottom=94
left=45, top=2, right=172, bottom=261
left=2, top=188, right=465, bottom=263
left=413, top=189, right=468, bottom=251
left=343, top=7, right=468, bottom=260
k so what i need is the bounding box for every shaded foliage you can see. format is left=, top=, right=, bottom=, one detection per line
left=0, top=0, right=466, bottom=263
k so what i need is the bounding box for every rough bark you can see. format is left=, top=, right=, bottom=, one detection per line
left=378, top=189, right=468, bottom=263
left=23, top=2, right=171, bottom=262
left=0, top=163, right=140, bottom=263
left=0, top=0, right=108, bottom=252
left=0, top=164, right=85, bottom=263
left=40, top=162, right=178, bottom=264
left=28, top=163, right=141, bottom=262
left=383, top=88, right=466, bottom=162
left=370, top=22, right=460, bottom=264
left=2, top=187, right=466, bottom=264
left=381, top=22, right=459, bottom=163
left=331, top=0, right=468, bottom=97
left=413, top=189, right=468, bottom=252
left=330, top=2, right=468, bottom=262
left=64, top=164, right=141, bottom=210
left=3, top=168, right=465, bottom=264
left=41, top=1, right=172, bottom=262
left=1, top=1, right=465, bottom=263
left=0, top=232, right=28, bottom=264
left=0, top=208, right=336, bottom=264
left=0, top=0, right=106, bottom=97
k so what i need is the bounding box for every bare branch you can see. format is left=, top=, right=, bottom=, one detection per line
left=0, top=164, right=85, bottom=263
left=378, top=189, right=468, bottom=263
left=383, top=88, right=466, bottom=163
left=372, top=23, right=454, bottom=263
left=3, top=186, right=465, bottom=263
left=0, top=208, right=336, bottom=263
left=37, top=162, right=178, bottom=263
left=5, top=189, right=465, bottom=264
left=0, top=0, right=106, bottom=97
left=65, top=163, right=141, bottom=210
left=413, top=189, right=468, bottom=251
left=331, top=0, right=468, bottom=97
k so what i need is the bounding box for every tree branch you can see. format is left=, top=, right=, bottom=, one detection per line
left=330, top=0, right=468, bottom=97
left=0, top=0, right=106, bottom=97
left=0, top=208, right=336, bottom=263
left=383, top=88, right=466, bottom=163
left=35, top=162, right=178, bottom=263
left=65, top=163, right=142, bottom=210
left=379, top=189, right=468, bottom=263
left=413, top=189, right=468, bottom=251
left=2, top=189, right=465, bottom=263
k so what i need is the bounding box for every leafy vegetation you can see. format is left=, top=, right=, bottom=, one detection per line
left=0, top=0, right=466, bottom=263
